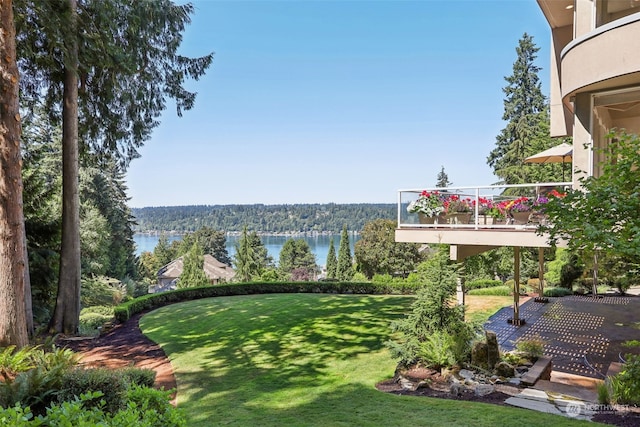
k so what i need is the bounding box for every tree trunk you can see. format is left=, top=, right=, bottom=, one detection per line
left=0, top=0, right=29, bottom=347
left=50, top=0, right=81, bottom=334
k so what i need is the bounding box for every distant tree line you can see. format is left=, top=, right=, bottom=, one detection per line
left=131, top=204, right=396, bottom=234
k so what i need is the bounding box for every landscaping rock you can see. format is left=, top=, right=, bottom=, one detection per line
left=475, top=384, right=495, bottom=397
left=459, top=369, right=475, bottom=380
left=471, top=341, right=489, bottom=369
left=486, top=331, right=500, bottom=369
left=495, top=361, right=515, bottom=378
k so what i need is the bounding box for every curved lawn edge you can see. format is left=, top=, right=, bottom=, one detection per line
left=114, top=281, right=419, bottom=322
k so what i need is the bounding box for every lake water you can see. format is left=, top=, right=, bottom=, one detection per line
left=133, top=233, right=359, bottom=268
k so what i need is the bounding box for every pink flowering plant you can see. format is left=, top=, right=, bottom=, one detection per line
left=407, top=190, right=446, bottom=217
left=443, top=194, right=473, bottom=213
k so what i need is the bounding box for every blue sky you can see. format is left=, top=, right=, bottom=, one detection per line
left=126, top=0, right=551, bottom=207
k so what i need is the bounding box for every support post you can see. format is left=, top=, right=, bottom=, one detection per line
left=536, top=247, right=548, bottom=302
left=456, top=277, right=465, bottom=306
left=512, top=246, right=521, bottom=325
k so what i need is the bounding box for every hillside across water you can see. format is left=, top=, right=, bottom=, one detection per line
left=131, top=203, right=396, bottom=233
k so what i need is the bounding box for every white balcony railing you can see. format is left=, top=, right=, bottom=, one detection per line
left=397, top=182, right=573, bottom=231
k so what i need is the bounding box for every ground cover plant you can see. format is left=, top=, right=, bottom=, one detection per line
left=140, top=294, right=592, bottom=427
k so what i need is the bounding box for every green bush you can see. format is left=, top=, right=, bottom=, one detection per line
left=609, top=354, right=640, bottom=405
left=0, top=347, right=80, bottom=415
left=59, top=368, right=130, bottom=414
left=465, top=279, right=503, bottom=290
left=0, top=390, right=185, bottom=426
left=124, top=384, right=185, bottom=425
left=120, top=367, right=156, bottom=388
left=417, top=330, right=457, bottom=370
left=81, top=276, right=128, bottom=307
left=467, top=286, right=512, bottom=296
left=78, top=309, right=114, bottom=337
left=543, top=287, right=573, bottom=297
left=515, top=336, right=546, bottom=360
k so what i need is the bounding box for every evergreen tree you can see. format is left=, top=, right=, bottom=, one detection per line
left=336, top=225, right=354, bottom=281
left=354, top=219, right=423, bottom=279
left=386, top=246, right=472, bottom=367
left=487, top=33, right=555, bottom=188
left=234, top=226, right=259, bottom=282
left=15, top=0, right=213, bottom=334
left=180, top=226, right=231, bottom=266
left=153, top=234, right=175, bottom=269
left=326, top=237, right=337, bottom=279
left=0, top=0, right=29, bottom=346
left=278, top=239, right=317, bottom=281
left=178, top=243, right=209, bottom=288
left=435, top=166, right=452, bottom=188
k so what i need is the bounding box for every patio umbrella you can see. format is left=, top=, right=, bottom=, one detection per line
left=524, top=142, right=573, bottom=181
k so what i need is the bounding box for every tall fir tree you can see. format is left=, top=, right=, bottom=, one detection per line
left=234, top=226, right=259, bottom=282
left=0, top=0, right=29, bottom=346
left=178, top=242, right=209, bottom=288
left=278, top=239, right=317, bottom=281
left=336, top=225, right=354, bottom=281
left=326, top=237, right=337, bottom=279
left=15, top=0, right=213, bottom=334
left=487, top=33, right=554, bottom=189
left=435, top=166, right=452, bottom=188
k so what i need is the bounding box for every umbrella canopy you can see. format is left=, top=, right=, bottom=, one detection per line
left=524, top=142, right=573, bottom=164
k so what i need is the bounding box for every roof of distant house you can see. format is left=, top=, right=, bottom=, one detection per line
left=158, top=254, right=236, bottom=281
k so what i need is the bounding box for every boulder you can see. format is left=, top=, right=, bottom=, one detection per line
left=495, top=361, right=515, bottom=378
left=475, top=384, right=495, bottom=397
left=471, top=341, right=489, bottom=369
left=486, top=331, right=500, bottom=369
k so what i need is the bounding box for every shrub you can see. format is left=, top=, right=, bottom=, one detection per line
left=120, top=367, right=156, bottom=388
left=465, top=279, right=503, bottom=291
left=59, top=368, right=130, bottom=414
left=0, top=390, right=186, bottom=426
left=543, top=287, right=573, bottom=297
left=515, top=336, right=546, bottom=360
left=0, top=347, right=80, bottom=415
left=79, top=309, right=114, bottom=337
left=417, top=330, right=457, bottom=370
left=81, top=276, right=127, bottom=307
left=609, top=354, right=640, bottom=405
left=124, top=384, right=185, bottom=425
left=467, top=286, right=512, bottom=296
left=597, top=381, right=610, bottom=404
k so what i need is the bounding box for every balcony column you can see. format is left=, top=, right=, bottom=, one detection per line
left=537, top=248, right=548, bottom=303
left=456, top=277, right=465, bottom=306
left=512, top=246, right=521, bottom=325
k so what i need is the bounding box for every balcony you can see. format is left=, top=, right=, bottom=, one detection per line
left=395, top=182, right=571, bottom=256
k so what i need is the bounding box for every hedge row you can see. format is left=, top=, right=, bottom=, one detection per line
left=465, top=279, right=503, bottom=290
left=114, top=281, right=416, bottom=323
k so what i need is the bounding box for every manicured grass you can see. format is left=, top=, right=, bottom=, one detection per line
left=465, top=295, right=513, bottom=324
left=140, top=294, right=592, bottom=427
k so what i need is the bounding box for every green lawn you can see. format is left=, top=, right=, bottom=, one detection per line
left=140, top=294, right=593, bottom=427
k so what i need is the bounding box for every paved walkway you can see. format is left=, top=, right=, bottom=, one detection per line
left=484, top=293, right=640, bottom=379
left=484, top=290, right=640, bottom=421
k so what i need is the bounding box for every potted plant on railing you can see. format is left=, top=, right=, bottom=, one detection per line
left=476, top=197, right=500, bottom=225
left=529, top=189, right=566, bottom=224
left=407, top=190, right=446, bottom=224
left=503, top=196, right=534, bottom=224
left=443, top=195, right=473, bottom=224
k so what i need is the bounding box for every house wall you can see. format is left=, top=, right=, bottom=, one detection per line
left=538, top=0, right=640, bottom=185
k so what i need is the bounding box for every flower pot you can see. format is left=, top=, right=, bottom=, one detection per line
left=478, top=215, right=494, bottom=225
left=418, top=213, right=436, bottom=224
left=447, top=212, right=472, bottom=225
left=511, top=211, right=531, bottom=224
